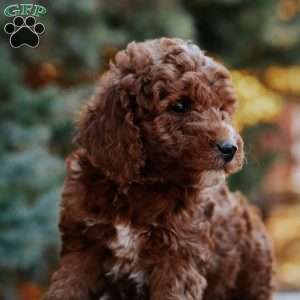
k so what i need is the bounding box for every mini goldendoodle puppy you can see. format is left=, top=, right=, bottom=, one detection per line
left=46, top=38, right=274, bottom=300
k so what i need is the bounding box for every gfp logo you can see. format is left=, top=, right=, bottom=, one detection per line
left=3, top=4, right=47, bottom=48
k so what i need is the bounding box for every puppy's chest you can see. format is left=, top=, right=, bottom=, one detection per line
left=109, top=224, right=138, bottom=258
left=105, top=220, right=202, bottom=277
left=106, top=224, right=146, bottom=288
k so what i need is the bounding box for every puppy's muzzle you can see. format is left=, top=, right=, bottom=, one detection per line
left=216, top=140, right=237, bottom=163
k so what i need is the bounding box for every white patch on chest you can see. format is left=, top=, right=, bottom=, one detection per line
left=107, top=223, right=146, bottom=289
left=109, top=224, right=137, bottom=259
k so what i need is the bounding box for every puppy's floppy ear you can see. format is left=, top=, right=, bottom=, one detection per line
left=76, top=75, right=144, bottom=186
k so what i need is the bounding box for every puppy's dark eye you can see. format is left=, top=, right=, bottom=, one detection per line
left=170, top=98, right=191, bottom=113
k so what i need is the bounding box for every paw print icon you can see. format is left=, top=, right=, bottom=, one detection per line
left=4, top=16, right=45, bottom=48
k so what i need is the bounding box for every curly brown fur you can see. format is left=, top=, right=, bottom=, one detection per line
left=45, top=38, right=275, bottom=300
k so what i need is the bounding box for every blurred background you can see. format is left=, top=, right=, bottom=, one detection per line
left=0, top=0, right=300, bottom=299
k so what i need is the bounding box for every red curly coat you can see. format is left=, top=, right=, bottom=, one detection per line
left=45, top=38, right=274, bottom=300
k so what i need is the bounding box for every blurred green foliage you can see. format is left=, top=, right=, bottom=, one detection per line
left=0, top=0, right=299, bottom=298
left=228, top=124, right=279, bottom=198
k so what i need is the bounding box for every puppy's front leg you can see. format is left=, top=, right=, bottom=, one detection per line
left=45, top=250, right=103, bottom=300
left=150, top=260, right=207, bottom=300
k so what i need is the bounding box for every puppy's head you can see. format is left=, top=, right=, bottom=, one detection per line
left=76, top=38, right=244, bottom=187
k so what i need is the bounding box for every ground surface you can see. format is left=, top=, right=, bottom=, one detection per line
left=275, top=293, right=300, bottom=300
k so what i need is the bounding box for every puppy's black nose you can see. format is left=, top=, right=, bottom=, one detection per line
left=216, top=141, right=237, bottom=163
